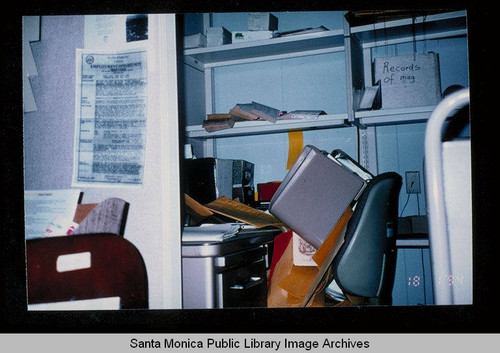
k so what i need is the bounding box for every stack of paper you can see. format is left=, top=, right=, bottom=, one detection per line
left=228, top=101, right=285, bottom=123
left=202, top=102, right=286, bottom=132
left=278, top=110, right=326, bottom=120
left=182, top=223, right=242, bottom=242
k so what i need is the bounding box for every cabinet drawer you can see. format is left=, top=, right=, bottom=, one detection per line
left=217, top=258, right=268, bottom=308
left=214, top=246, right=266, bottom=269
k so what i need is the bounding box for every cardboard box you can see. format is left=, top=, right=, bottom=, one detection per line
left=206, top=26, right=232, bottom=47
left=248, top=13, right=278, bottom=31
left=183, top=33, right=207, bottom=49
left=232, top=30, right=276, bottom=42
left=373, top=53, right=441, bottom=109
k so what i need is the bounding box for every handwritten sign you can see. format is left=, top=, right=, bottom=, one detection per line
left=374, top=53, right=441, bottom=109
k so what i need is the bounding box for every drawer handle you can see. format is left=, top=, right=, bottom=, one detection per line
left=229, top=276, right=263, bottom=290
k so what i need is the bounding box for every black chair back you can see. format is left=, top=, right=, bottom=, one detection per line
left=332, top=172, right=402, bottom=304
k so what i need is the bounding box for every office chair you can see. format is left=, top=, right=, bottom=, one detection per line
left=27, top=233, right=148, bottom=309
left=330, top=172, right=402, bottom=305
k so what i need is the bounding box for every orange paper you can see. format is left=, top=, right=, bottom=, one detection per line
left=204, top=196, right=284, bottom=229
left=267, top=237, right=324, bottom=307
left=275, top=207, right=353, bottom=305
left=286, top=131, right=304, bottom=169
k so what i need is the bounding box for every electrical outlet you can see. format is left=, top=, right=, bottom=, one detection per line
left=405, top=171, right=421, bottom=194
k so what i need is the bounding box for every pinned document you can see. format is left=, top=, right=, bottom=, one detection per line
left=73, top=48, right=148, bottom=186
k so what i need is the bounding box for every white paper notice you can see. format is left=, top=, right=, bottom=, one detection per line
left=84, top=15, right=148, bottom=49
left=73, top=48, right=148, bottom=186
left=24, top=189, right=82, bottom=240
left=84, top=15, right=127, bottom=49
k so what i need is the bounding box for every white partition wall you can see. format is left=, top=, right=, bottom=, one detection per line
left=23, top=14, right=182, bottom=309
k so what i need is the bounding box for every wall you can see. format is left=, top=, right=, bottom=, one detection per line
left=24, top=16, right=82, bottom=190
left=23, top=15, right=182, bottom=309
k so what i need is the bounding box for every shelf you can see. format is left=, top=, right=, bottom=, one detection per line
left=182, top=11, right=467, bottom=143
left=355, top=105, right=436, bottom=126
left=351, top=10, right=467, bottom=48
left=396, top=238, right=429, bottom=248
left=184, top=29, right=345, bottom=70
left=185, top=114, right=349, bottom=139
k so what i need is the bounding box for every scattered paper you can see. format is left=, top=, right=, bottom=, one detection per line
left=202, top=118, right=235, bottom=132
left=278, top=110, right=326, bottom=120
left=182, top=223, right=241, bottom=242
left=250, top=101, right=284, bottom=123
left=229, top=103, right=261, bottom=121
left=204, top=196, right=284, bottom=229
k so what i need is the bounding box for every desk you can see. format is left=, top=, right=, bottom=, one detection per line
left=182, top=226, right=280, bottom=309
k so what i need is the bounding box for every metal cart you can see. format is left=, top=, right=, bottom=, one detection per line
left=424, top=87, right=472, bottom=305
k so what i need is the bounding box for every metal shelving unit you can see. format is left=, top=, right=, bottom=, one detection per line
left=356, top=106, right=437, bottom=126
left=350, top=11, right=467, bottom=49
left=349, top=10, right=467, bottom=128
left=184, top=28, right=345, bottom=70
left=185, top=114, right=348, bottom=139
left=182, top=11, right=468, bottom=152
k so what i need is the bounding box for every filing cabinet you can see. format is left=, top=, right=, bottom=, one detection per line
left=182, top=227, right=279, bottom=309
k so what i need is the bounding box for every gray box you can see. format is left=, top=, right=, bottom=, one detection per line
left=183, top=33, right=206, bottom=49
left=232, top=30, right=275, bottom=42
left=373, top=53, right=441, bottom=109
left=269, top=145, right=366, bottom=249
left=206, top=26, right=232, bottom=47
left=248, top=13, right=278, bottom=31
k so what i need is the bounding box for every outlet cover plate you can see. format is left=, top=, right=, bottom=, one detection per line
left=405, top=171, right=421, bottom=194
